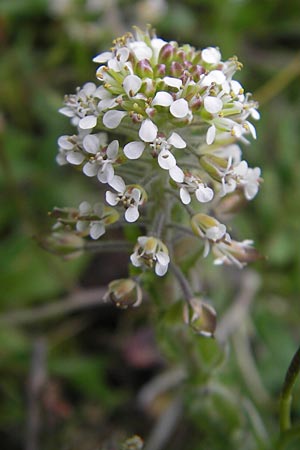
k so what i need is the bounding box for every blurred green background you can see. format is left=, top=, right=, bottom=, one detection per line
left=1, top=0, right=300, bottom=449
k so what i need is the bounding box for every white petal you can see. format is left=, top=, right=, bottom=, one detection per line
left=103, top=110, right=126, bottom=129
left=180, top=187, right=191, bottom=205
left=170, top=99, right=189, bottom=118
left=107, top=140, right=119, bottom=159
left=234, top=160, right=248, bottom=177
left=244, top=184, right=258, bottom=200
left=163, top=77, right=182, bottom=90
left=202, top=47, right=221, bottom=65
left=167, top=132, right=186, bottom=149
left=83, top=82, right=96, bottom=96
left=125, top=206, right=139, bottom=222
left=246, top=121, right=257, bottom=139
left=156, top=251, right=170, bottom=266
left=251, top=109, right=260, bottom=120
left=123, top=75, right=142, bottom=97
left=59, top=107, right=74, bottom=118
left=155, top=263, right=168, bottom=276
left=123, top=141, right=145, bottom=159
left=206, top=224, right=226, bottom=241
left=139, top=119, right=158, bottom=142
left=129, top=41, right=152, bottom=61
left=151, top=38, right=167, bottom=58
left=76, top=220, right=88, bottom=233
left=195, top=185, right=214, bottom=203
left=98, top=164, right=114, bottom=183
left=93, top=51, right=113, bottom=63
left=202, top=70, right=226, bottom=86
left=169, top=165, right=184, bottom=182
left=231, top=80, right=243, bottom=96
left=116, top=47, right=130, bottom=62
left=58, top=135, right=74, bottom=150
left=79, top=201, right=91, bottom=214
left=130, top=252, right=141, bottom=267
left=105, top=191, right=119, bottom=206
left=98, top=98, right=117, bottom=110
left=108, top=175, right=125, bottom=192
left=158, top=149, right=176, bottom=169
left=83, top=134, right=99, bottom=154
left=66, top=151, right=85, bottom=165
left=204, top=96, right=223, bottom=114
left=206, top=125, right=216, bottom=145
left=90, top=222, right=105, bottom=240
left=79, top=115, right=97, bottom=130
left=83, top=162, right=98, bottom=176
left=152, top=91, right=174, bottom=107
left=131, top=188, right=141, bottom=202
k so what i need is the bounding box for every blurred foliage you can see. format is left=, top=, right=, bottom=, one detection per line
left=1, top=0, right=300, bottom=449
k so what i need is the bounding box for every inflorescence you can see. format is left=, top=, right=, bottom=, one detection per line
left=49, top=26, right=262, bottom=322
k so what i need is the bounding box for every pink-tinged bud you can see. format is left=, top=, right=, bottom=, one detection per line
left=136, top=59, right=153, bottom=78
left=38, top=231, right=84, bottom=259
left=176, top=50, right=186, bottom=62
left=190, top=64, right=205, bottom=81
left=107, top=278, right=142, bottom=308
left=183, top=297, right=217, bottom=337
left=170, top=61, right=183, bottom=78
left=158, top=43, right=175, bottom=63
left=190, top=96, right=202, bottom=111
left=154, top=63, right=166, bottom=77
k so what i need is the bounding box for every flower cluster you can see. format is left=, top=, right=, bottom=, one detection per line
left=52, top=26, right=262, bottom=290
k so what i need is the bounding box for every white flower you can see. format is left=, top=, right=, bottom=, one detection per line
left=59, top=82, right=101, bottom=129
left=179, top=173, right=214, bottom=205
left=152, top=132, right=186, bottom=182
left=76, top=201, right=106, bottom=240
left=106, top=176, right=145, bottom=222
left=232, top=161, right=261, bottom=200
left=130, top=236, right=170, bottom=276
left=57, top=132, right=90, bottom=166
left=82, top=138, right=119, bottom=183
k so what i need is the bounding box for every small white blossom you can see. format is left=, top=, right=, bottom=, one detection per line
left=106, top=176, right=145, bottom=222
left=76, top=201, right=106, bottom=240
left=130, top=236, right=170, bottom=276
left=179, top=173, right=214, bottom=205
left=82, top=138, right=119, bottom=183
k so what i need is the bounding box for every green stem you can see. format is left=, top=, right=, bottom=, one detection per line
left=169, top=262, right=193, bottom=303
left=279, top=345, right=300, bottom=433
left=84, top=240, right=132, bottom=253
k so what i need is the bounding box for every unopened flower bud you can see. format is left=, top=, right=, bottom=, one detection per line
left=154, top=63, right=166, bottom=77
left=200, top=154, right=229, bottom=182
left=170, top=61, right=183, bottom=78
left=136, top=59, right=153, bottom=78
left=158, top=43, right=175, bottom=63
left=183, top=297, right=217, bottom=337
left=216, top=190, right=247, bottom=216
left=107, top=278, right=142, bottom=308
